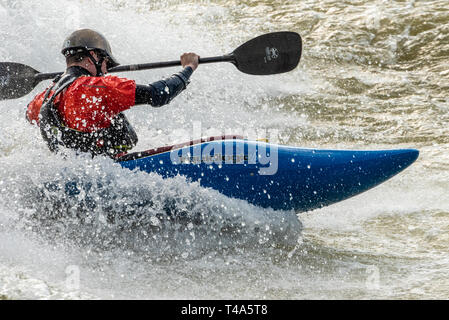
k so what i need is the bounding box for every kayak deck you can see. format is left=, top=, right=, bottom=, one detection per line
left=118, top=138, right=419, bottom=212
left=117, top=135, right=244, bottom=161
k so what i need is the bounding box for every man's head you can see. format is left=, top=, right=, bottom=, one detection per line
left=61, top=29, right=119, bottom=76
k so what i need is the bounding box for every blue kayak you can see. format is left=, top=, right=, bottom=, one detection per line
left=117, top=136, right=419, bottom=212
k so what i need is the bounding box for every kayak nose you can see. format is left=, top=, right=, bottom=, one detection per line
left=340, top=148, right=419, bottom=200
left=350, top=148, right=419, bottom=190
left=291, top=148, right=420, bottom=212
left=385, top=148, right=419, bottom=172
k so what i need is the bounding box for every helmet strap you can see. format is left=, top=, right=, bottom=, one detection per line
left=83, top=49, right=105, bottom=76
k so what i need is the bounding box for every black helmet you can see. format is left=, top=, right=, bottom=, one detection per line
left=61, top=29, right=119, bottom=69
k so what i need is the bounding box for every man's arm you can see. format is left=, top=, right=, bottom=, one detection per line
left=135, top=66, right=193, bottom=107
left=134, top=52, right=199, bottom=107
left=26, top=90, right=48, bottom=125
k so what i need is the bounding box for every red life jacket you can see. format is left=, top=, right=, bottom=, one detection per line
left=28, top=66, right=138, bottom=157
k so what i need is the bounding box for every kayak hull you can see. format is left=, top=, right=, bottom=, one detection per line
left=118, top=138, right=419, bottom=212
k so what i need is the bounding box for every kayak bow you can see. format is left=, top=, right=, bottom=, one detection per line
left=117, top=136, right=419, bottom=212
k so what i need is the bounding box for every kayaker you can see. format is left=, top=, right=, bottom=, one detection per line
left=26, top=28, right=199, bottom=158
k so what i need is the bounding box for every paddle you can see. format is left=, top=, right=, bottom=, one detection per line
left=0, top=31, right=302, bottom=100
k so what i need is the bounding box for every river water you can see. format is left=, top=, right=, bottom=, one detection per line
left=0, top=0, right=448, bottom=299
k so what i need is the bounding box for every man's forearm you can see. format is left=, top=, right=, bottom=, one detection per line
left=135, top=67, right=193, bottom=107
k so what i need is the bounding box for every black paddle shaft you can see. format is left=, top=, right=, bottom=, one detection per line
left=108, top=55, right=236, bottom=73
left=0, top=31, right=302, bottom=100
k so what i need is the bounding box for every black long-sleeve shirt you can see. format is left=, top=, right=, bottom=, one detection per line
left=135, top=66, right=193, bottom=106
